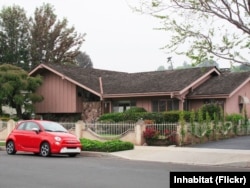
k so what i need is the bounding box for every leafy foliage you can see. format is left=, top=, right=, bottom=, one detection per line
left=132, top=0, right=250, bottom=67
left=30, top=3, right=85, bottom=69
left=75, top=51, right=93, bottom=68
left=0, top=64, right=43, bottom=117
left=0, top=3, right=86, bottom=71
left=80, top=138, right=134, bottom=152
left=0, top=5, right=30, bottom=70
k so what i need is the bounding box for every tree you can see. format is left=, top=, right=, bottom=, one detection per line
left=75, top=51, right=93, bottom=68
left=0, top=5, right=30, bottom=70
left=196, top=59, right=219, bottom=68
left=0, top=64, right=43, bottom=118
left=132, top=0, right=250, bottom=67
left=156, top=65, right=166, bottom=71
left=29, top=3, right=85, bottom=69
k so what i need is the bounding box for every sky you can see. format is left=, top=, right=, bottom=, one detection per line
left=0, top=0, right=189, bottom=73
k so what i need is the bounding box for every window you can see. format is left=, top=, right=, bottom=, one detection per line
left=152, top=100, right=166, bottom=112
left=112, top=100, right=136, bottom=113
left=152, top=99, right=179, bottom=112
left=167, top=100, right=179, bottom=111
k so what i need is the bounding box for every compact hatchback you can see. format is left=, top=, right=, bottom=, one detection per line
left=6, top=120, right=82, bottom=157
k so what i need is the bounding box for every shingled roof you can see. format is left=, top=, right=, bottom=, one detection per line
left=188, top=71, right=250, bottom=97
left=30, top=63, right=221, bottom=97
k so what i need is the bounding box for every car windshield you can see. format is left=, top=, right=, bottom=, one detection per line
left=40, top=121, right=68, bottom=132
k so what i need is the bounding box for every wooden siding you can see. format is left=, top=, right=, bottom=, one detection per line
left=34, top=72, right=81, bottom=113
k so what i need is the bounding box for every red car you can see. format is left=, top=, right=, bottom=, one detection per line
left=6, top=120, right=82, bottom=157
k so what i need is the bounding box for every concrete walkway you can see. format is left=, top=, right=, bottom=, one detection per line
left=108, top=146, right=250, bottom=168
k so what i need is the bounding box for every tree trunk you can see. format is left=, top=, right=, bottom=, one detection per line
left=16, top=104, right=22, bottom=119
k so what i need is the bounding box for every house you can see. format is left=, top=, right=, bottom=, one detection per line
left=28, top=63, right=250, bottom=121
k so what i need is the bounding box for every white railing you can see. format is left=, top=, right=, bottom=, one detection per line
left=59, top=122, right=75, bottom=131
left=86, top=122, right=136, bottom=136
left=145, top=123, right=178, bottom=138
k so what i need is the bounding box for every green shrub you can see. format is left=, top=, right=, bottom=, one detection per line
left=124, top=107, right=146, bottom=113
left=225, top=113, right=243, bottom=124
left=98, top=110, right=192, bottom=123
left=80, top=138, right=134, bottom=152
left=200, top=103, right=222, bottom=120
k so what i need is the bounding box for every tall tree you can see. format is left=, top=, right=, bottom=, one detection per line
left=0, top=5, right=30, bottom=70
left=133, top=0, right=250, bottom=67
left=75, top=51, right=93, bottom=68
left=29, top=3, right=85, bottom=69
left=0, top=64, right=43, bottom=118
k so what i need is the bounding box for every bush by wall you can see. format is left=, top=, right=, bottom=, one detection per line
left=98, top=110, right=191, bottom=123
left=80, top=138, right=134, bottom=152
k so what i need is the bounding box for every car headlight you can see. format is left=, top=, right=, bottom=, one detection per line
left=54, top=136, right=61, bottom=142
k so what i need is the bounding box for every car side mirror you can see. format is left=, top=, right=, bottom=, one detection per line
left=32, top=127, right=40, bottom=134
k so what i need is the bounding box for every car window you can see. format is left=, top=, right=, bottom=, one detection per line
left=41, top=121, right=67, bottom=132
left=16, top=122, right=26, bottom=130
left=24, top=122, right=39, bottom=131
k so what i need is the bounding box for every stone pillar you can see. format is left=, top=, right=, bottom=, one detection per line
left=0, top=120, right=2, bottom=130
left=7, top=119, right=16, bottom=135
left=75, top=120, right=84, bottom=139
left=135, top=120, right=146, bottom=145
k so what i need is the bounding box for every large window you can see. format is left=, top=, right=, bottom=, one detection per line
left=152, top=99, right=179, bottom=112
left=112, top=100, right=136, bottom=113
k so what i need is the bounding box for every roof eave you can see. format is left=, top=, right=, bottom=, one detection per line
left=187, top=94, right=229, bottom=99
left=103, top=92, right=174, bottom=98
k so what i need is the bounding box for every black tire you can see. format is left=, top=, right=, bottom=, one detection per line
left=40, top=142, right=51, bottom=157
left=6, top=140, right=16, bottom=155
left=68, top=153, right=77, bottom=157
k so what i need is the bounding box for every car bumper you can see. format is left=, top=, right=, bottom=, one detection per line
left=59, top=147, right=81, bottom=154
left=51, top=142, right=82, bottom=154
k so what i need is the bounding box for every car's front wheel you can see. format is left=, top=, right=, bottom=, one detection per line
left=6, top=140, right=16, bottom=155
left=40, top=142, right=51, bottom=157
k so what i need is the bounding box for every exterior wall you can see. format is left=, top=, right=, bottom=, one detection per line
left=34, top=71, right=80, bottom=113
left=136, top=98, right=152, bottom=112
left=187, top=99, right=204, bottom=111
left=225, top=82, right=250, bottom=117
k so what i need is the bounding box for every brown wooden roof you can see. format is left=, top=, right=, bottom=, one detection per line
left=188, top=71, right=250, bottom=97
left=30, top=63, right=221, bottom=98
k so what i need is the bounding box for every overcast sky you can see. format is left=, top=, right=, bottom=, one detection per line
left=0, top=0, right=189, bottom=73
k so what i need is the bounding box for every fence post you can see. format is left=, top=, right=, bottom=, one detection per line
left=75, top=120, right=84, bottom=139
left=7, top=119, right=16, bottom=135
left=135, top=120, right=146, bottom=145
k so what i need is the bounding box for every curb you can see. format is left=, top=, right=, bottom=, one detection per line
left=0, top=146, right=5, bottom=151
left=80, top=151, right=113, bottom=158
left=0, top=146, right=112, bottom=158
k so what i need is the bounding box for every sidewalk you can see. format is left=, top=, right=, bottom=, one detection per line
left=108, top=146, right=250, bottom=168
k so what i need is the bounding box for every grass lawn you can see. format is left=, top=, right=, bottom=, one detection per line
left=0, top=142, right=5, bottom=146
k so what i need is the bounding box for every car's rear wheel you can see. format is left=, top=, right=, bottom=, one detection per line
left=40, top=142, right=51, bottom=157
left=6, top=140, right=16, bottom=155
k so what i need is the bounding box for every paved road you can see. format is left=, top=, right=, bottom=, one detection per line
left=1, top=151, right=249, bottom=188
left=186, top=135, right=250, bottom=150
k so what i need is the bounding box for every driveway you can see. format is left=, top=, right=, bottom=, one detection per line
left=186, top=135, right=250, bottom=150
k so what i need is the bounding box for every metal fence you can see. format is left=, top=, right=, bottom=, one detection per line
left=59, top=122, right=75, bottom=131
left=145, top=123, right=178, bottom=139
left=86, top=122, right=136, bottom=136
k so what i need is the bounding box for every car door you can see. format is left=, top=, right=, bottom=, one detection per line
left=14, top=122, right=27, bottom=150
left=23, top=122, right=41, bottom=151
